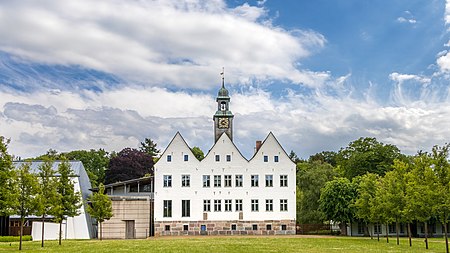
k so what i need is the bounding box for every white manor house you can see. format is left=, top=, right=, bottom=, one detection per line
left=153, top=78, right=296, bottom=236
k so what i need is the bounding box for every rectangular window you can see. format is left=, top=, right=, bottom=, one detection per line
left=214, top=175, right=221, bottom=187
left=167, top=155, right=172, bottom=162
left=182, top=200, right=190, bottom=217
left=280, top=199, right=288, bottom=211
left=163, top=200, right=172, bottom=217
left=274, top=156, right=279, bottom=162
left=265, top=199, right=273, bottom=212
left=357, top=222, right=364, bottom=234
left=265, top=175, right=273, bottom=187
left=374, top=224, right=381, bottom=234
left=389, top=224, right=395, bottom=234
left=163, top=175, right=172, bottom=187
left=184, top=154, right=189, bottom=161
left=181, top=175, right=190, bottom=187
left=165, top=225, right=170, bottom=231
left=235, top=199, right=243, bottom=212
left=183, top=224, right=189, bottom=231
left=226, top=154, right=231, bottom=162
left=264, top=155, right=268, bottom=162
left=281, top=224, right=287, bottom=231
left=224, top=175, right=232, bottom=187
left=214, top=199, right=221, bottom=212
left=203, top=175, right=210, bottom=187
left=225, top=199, right=232, bottom=212
left=235, top=175, right=243, bottom=187
left=251, top=175, right=259, bottom=187
left=231, top=224, right=237, bottom=230
left=266, top=224, right=272, bottom=230
left=203, top=200, right=211, bottom=212
left=251, top=199, right=259, bottom=212
left=280, top=175, right=288, bottom=187
left=252, top=224, right=258, bottom=230
left=215, top=154, right=220, bottom=162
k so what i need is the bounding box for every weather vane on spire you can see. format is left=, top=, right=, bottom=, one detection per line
left=220, top=67, right=225, bottom=88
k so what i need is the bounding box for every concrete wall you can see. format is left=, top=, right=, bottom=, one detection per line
left=102, top=197, right=152, bottom=239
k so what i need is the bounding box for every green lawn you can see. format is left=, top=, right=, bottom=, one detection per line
left=0, top=236, right=447, bottom=252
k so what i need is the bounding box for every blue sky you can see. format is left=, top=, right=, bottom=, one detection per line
left=0, top=0, right=449, bottom=159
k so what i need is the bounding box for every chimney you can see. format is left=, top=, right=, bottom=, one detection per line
left=255, top=141, right=262, bottom=153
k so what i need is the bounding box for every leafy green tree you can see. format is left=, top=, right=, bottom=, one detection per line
left=297, top=161, right=336, bottom=223
left=319, top=177, right=357, bottom=235
left=336, top=137, right=403, bottom=179
left=309, top=151, right=337, bottom=166
left=53, top=159, right=82, bottom=245
left=36, top=158, right=57, bottom=247
left=191, top=146, right=205, bottom=161
left=0, top=136, right=18, bottom=217
left=353, top=173, right=379, bottom=238
left=289, top=150, right=301, bottom=164
left=65, top=149, right=109, bottom=187
left=429, top=144, right=450, bottom=253
left=405, top=154, right=436, bottom=249
left=86, top=183, right=113, bottom=241
left=14, top=162, right=40, bottom=250
left=139, top=138, right=160, bottom=157
left=377, top=160, right=409, bottom=245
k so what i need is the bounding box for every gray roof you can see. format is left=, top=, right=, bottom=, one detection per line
left=13, top=160, right=84, bottom=176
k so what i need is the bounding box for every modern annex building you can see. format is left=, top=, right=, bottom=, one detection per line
left=153, top=78, right=296, bottom=236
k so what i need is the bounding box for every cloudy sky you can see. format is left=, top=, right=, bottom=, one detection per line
left=1, top=0, right=449, bottom=159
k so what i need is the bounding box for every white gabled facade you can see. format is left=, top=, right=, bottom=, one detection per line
left=153, top=79, right=296, bottom=236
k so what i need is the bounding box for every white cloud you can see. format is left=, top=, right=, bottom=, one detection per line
left=397, top=17, right=416, bottom=24
left=0, top=0, right=327, bottom=89
left=446, top=0, right=450, bottom=26
left=389, top=72, right=431, bottom=84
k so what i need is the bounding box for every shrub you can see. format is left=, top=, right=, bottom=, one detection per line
left=0, top=236, right=32, bottom=242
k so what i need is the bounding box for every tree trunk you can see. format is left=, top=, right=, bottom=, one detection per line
left=100, top=221, right=102, bottom=241
left=350, top=222, right=352, bottom=236
left=41, top=215, right=45, bottom=247
left=377, top=223, right=379, bottom=241
left=19, top=218, right=23, bottom=250
left=385, top=223, right=389, bottom=243
left=408, top=223, right=412, bottom=247
left=339, top=222, right=347, bottom=236
left=424, top=221, right=428, bottom=250
left=59, top=220, right=62, bottom=246
left=444, top=222, right=448, bottom=253
left=396, top=219, right=399, bottom=245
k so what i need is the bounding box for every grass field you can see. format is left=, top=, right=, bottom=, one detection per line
left=0, top=235, right=447, bottom=252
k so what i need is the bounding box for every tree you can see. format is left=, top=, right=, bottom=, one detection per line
left=86, top=183, right=113, bottom=241
left=65, top=149, right=109, bottom=187
left=0, top=136, right=18, bottom=218
left=429, top=144, right=450, bottom=253
left=53, top=159, right=81, bottom=245
left=36, top=158, right=57, bottom=247
left=319, top=177, right=357, bottom=235
left=336, top=137, right=403, bottom=179
left=105, top=148, right=154, bottom=184
left=191, top=146, right=205, bottom=161
left=139, top=138, right=160, bottom=157
left=297, top=161, right=336, bottom=223
left=309, top=151, right=337, bottom=167
left=289, top=150, right=301, bottom=164
left=405, top=154, right=436, bottom=249
left=14, top=162, right=40, bottom=250
left=353, top=173, right=379, bottom=238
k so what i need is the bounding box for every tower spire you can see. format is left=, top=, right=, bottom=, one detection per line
left=220, top=67, right=225, bottom=88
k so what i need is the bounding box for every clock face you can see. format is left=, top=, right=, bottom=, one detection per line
left=218, top=118, right=229, bottom=129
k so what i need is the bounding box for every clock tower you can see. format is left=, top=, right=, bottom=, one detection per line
left=213, top=70, right=234, bottom=143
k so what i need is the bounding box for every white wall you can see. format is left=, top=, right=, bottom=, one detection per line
left=154, top=132, right=296, bottom=223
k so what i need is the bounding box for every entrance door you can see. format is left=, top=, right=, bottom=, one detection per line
left=125, top=220, right=135, bottom=239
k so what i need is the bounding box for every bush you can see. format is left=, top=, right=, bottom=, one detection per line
left=0, top=236, right=32, bottom=242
